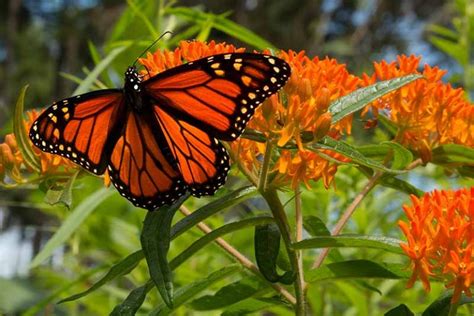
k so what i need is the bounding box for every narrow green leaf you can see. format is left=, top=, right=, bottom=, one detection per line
left=432, top=144, right=474, bottom=165
left=430, top=36, right=466, bottom=65
left=58, top=251, right=144, bottom=303
left=63, top=187, right=255, bottom=303
left=165, top=7, right=275, bottom=49
left=73, top=45, right=128, bottom=95
left=306, top=260, right=410, bottom=283
left=385, top=304, right=415, bottom=316
left=328, top=74, right=423, bottom=123
left=380, top=141, right=413, bottom=170
left=377, top=114, right=398, bottom=137
left=110, top=280, right=154, bottom=316
left=190, top=278, right=263, bottom=310
left=151, top=265, right=242, bottom=315
left=171, top=186, right=257, bottom=239
left=254, top=223, right=294, bottom=284
left=303, top=216, right=330, bottom=237
left=378, top=174, right=424, bottom=197
left=13, top=85, right=41, bottom=172
left=126, top=0, right=159, bottom=39
left=310, top=136, right=404, bottom=174
left=292, top=235, right=404, bottom=254
left=44, top=171, right=79, bottom=208
left=422, top=292, right=474, bottom=316
left=87, top=40, right=101, bottom=65
left=196, top=17, right=214, bottom=42
left=30, top=187, right=115, bottom=268
left=221, top=297, right=287, bottom=316
left=141, top=195, right=189, bottom=308
left=171, top=216, right=274, bottom=268
left=427, top=24, right=459, bottom=40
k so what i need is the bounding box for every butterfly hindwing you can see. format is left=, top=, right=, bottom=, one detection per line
left=107, top=110, right=187, bottom=210
left=152, top=106, right=230, bottom=196
left=29, top=89, right=124, bottom=175
left=144, top=53, right=291, bottom=141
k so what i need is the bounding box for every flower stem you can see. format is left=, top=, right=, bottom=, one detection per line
left=258, top=140, right=273, bottom=192
left=262, top=189, right=306, bottom=315
left=448, top=298, right=460, bottom=316
left=311, top=171, right=382, bottom=269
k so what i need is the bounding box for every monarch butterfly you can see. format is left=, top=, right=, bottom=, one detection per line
left=29, top=51, right=291, bottom=210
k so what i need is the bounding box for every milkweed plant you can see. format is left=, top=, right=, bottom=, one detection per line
left=1, top=5, right=474, bottom=316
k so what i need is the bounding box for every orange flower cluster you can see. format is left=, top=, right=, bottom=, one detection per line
left=231, top=51, right=360, bottom=188
left=139, top=40, right=245, bottom=77
left=363, top=55, right=474, bottom=162
left=0, top=110, right=77, bottom=185
left=399, top=188, right=474, bottom=303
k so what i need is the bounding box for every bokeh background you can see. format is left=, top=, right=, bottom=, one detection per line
left=0, top=0, right=472, bottom=315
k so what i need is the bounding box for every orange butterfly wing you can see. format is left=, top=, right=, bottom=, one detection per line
left=29, top=90, right=124, bottom=174
left=107, top=111, right=187, bottom=209
left=144, top=53, right=291, bottom=141
left=153, top=107, right=229, bottom=196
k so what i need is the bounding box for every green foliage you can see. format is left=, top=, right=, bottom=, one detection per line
left=3, top=1, right=474, bottom=316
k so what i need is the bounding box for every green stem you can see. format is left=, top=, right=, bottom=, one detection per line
left=448, top=298, right=460, bottom=316
left=258, top=140, right=273, bottom=192
left=262, top=189, right=306, bottom=315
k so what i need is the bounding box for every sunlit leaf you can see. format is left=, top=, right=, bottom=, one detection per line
left=328, top=74, right=423, bottom=123
left=13, top=85, right=41, bottom=172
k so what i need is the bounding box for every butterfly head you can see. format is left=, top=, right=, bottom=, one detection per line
left=124, top=66, right=143, bottom=92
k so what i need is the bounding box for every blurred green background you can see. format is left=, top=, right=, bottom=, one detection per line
left=1, top=0, right=472, bottom=315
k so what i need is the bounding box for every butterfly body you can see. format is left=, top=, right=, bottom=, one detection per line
left=30, top=52, right=291, bottom=210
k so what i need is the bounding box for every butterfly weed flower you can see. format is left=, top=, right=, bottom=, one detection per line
left=0, top=110, right=78, bottom=186
left=398, top=187, right=474, bottom=303
left=232, top=50, right=360, bottom=189
left=363, top=55, right=474, bottom=162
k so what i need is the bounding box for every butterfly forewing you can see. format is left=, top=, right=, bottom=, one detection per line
left=107, top=111, right=187, bottom=210
left=144, top=53, right=291, bottom=141
left=29, top=90, right=124, bottom=175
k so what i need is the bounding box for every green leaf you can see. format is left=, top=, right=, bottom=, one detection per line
left=63, top=187, right=256, bottom=303
left=328, top=74, right=423, bottom=123
left=141, top=194, right=189, bottom=308
left=73, top=45, right=128, bottom=95
left=171, top=186, right=257, bottom=239
left=377, top=114, right=399, bottom=137
left=385, top=304, right=415, bottom=316
left=196, top=16, right=214, bottom=42
left=44, top=171, right=79, bottom=208
left=422, top=292, right=474, bottom=316
left=165, top=7, right=275, bottom=49
left=221, top=297, right=288, bottom=316
left=58, top=250, right=144, bottom=303
left=303, top=215, right=330, bottom=237
left=13, top=85, right=41, bottom=172
left=430, top=36, right=466, bottom=65
left=190, top=278, right=263, bottom=310
left=110, top=281, right=154, bottom=316
left=126, top=0, right=159, bottom=39
left=380, top=141, right=413, bottom=170
left=432, top=144, right=474, bottom=165
left=292, top=235, right=404, bottom=254
left=306, top=260, right=410, bottom=283
left=151, top=265, right=242, bottom=315
left=87, top=40, right=101, bottom=65
left=427, top=24, right=459, bottom=40
left=254, top=223, right=294, bottom=284
left=30, top=187, right=115, bottom=268
left=170, top=216, right=274, bottom=269
left=310, top=136, right=404, bottom=174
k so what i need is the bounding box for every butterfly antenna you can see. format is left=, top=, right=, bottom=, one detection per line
left=132, top=31, right=173, bottom=67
